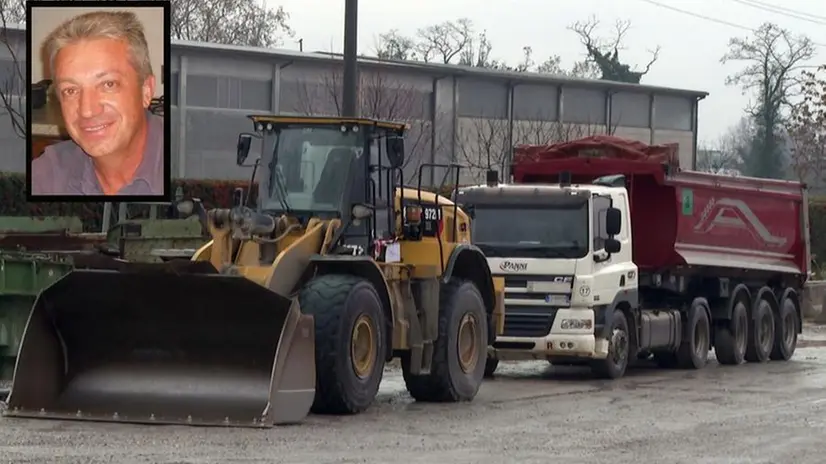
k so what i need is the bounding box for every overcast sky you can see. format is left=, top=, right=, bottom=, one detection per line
left=269, top=0, right=825, bottom=145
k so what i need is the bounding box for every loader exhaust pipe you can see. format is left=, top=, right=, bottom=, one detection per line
left=3, top=264, right=316, bottom=428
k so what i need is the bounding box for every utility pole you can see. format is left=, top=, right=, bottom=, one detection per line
left=342, top=0, right=358, bottom=117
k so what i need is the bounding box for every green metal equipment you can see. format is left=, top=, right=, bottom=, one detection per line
left=0, top=194, right=210, bottom=400
left=0, top=252, right=74, bottom=395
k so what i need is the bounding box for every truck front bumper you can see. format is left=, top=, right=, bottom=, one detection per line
left=488, top=309, right=610, bottom=361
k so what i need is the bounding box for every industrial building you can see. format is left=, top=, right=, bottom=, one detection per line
left=1, top=25, right=708, bottom=185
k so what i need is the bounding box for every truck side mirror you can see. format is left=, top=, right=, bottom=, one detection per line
left=386, top=135, right=405, bottom=168
left=605, top=238, right=621, bottom=254
left=237, top=133, right=253, bottom=166
left=605, top=207, right=621, bottom=236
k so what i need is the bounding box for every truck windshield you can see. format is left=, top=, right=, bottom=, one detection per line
left=261, top=126, right=363, bottom=213
left=471, top=205, right=589, bottom=259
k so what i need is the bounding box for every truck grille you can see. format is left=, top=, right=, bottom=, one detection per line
left=493, top=273, right=572, bottom=337
left=503, top=305, right=558, bottom=338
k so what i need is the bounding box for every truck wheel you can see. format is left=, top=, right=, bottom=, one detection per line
left=299, top=274, right=386, bottom=414
left=714, top=297, right=748, bottom=365
left=484, top=357, right=499, bottom=378
left=590, top=309, right=630, bottom=379
left=403, top=279, right=488, bottom=402
left=770, top=295, right=799, bottom=361
left=676, top=300, right=710, bottom=369
left=745, top=296, right=775, bottom=363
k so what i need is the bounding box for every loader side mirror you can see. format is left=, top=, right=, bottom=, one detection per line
left=237, top=133, right=253, bottom=166
left=605, top=207, right=621, bottom=236
left=351, top=203, right=374, bottom=227
left=386, top=136, right=404, bottom=168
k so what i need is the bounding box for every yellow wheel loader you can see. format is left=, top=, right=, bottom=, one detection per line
left=3, top=115, right=505, bottom=428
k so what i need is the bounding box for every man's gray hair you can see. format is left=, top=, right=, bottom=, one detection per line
left=44, top=10, right=154, bottom=82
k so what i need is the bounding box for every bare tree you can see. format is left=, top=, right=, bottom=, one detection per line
left=568, top=16, right=660, bottom=83
left=293, top=69, right=437, bottom=180
left=170, top=0, right=293, bottom=47
left=696, top=117, right=753, bottom=175
left=721, top=22, right=815, bottom=178
left=0, top=0, right=23, bottom=23
left=456, top=117, right=510, bottom=182
left=456, top=114, right=618, bottom=183
left=415, top=18, right=474, bottom=64
left=513, top=117, right=615, bottom=146
left=374, top=29, right=417, bottom=61
left=787, top=64, right=826, bottom=187
left=0, top=0, right=25, bottom=139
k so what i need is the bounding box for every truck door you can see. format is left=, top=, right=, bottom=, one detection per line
left=591, top=195, right=625, bottom=307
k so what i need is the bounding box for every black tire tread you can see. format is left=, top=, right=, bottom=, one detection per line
left=676, top=303, right=710, bottom=369
left=590, top=310, right=630, bottom=379
left=715, top=300, right=747, bottom=366
left=299, top=274, right=383, bottom=414
left=404, top=279, right=486, bottom=402
left=745, top=296, right=774, bottom=364
left=484, top=357, right=499, bottom=378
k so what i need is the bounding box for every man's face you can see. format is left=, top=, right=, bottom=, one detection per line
left=53, top=37, right=155, bottom=159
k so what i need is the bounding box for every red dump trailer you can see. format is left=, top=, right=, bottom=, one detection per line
left=511, top=135, right=810, bottom=278
left=483, top=135, right=810, bottom=376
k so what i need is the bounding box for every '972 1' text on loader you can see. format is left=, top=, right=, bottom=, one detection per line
left=3, top=115, right=505, bottom=428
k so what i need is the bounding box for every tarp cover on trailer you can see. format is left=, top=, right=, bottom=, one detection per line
left=513, top=135, right=680, bottom=168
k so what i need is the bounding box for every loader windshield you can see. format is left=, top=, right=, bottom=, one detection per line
left=471, top=204, right=589, bottom=259
left=262, top=125, right=363, bottom=213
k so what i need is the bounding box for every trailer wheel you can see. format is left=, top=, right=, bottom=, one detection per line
left=590, top=309, right=630, bottom=379
left=676, top=300, right=710, bottom=369
left=745, top=296, right=775, bottom=363
left=299, top=274, right=386, bottom=414
left=403, top=279, right=488, bottom=402
left=714, top=297, right=749, bottom=365
left=770, top=295, right=799, bottom=361
left=484, top=357, right=499, bottom=378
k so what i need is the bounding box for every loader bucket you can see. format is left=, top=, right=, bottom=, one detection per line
left=3, top=264, right=316, bottom=428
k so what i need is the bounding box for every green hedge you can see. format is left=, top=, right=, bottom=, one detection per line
left=5, top=170, right=826, bottom=268
left=1, top=172, right=258, bottom=232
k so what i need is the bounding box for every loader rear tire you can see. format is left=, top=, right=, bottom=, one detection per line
left=403, top=279, right=488, bottom=402
left=484, top=357, right=499, bottom=378
left=299, top=274, right=386, bottom=415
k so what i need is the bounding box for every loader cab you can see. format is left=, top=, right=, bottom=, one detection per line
left=237, top=115, right=406, bottom=254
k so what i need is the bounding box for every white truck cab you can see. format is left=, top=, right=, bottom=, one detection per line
left=457, top=176, right=638, bottom=378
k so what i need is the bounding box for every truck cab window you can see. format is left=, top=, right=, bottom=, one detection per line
left=592, top=195, right=611, bottom=251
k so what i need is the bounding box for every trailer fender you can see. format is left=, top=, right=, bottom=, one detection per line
left=309, top=255, right=394, bottom=360
left=595, top=289, right=640, bottom=343
left=442, top=244, right=496, bottom=341
left=710, top=283, right=751, bottom=321
left=779, top=287, right=802, bottom=334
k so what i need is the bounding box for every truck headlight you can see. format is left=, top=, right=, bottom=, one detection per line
left=560, top=318, right=593, bottom=330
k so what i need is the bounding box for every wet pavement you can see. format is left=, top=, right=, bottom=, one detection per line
left=2, top=329, right=826, bottom=464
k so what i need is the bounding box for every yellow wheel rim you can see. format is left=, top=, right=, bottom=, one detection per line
left=351, top=314, right=376, bottom=379
left=457, top=313, right=479, bottom=373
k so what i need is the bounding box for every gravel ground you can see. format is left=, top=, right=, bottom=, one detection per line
left=2, top=328, right=826, bottom=464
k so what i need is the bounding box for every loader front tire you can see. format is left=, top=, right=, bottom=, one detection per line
left=403, top=279, right=488, bottom=403
left=299, top=274, right=386, bottom=415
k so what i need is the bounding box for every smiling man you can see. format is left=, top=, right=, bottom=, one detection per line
left=31, top=10, right=164, bottom=197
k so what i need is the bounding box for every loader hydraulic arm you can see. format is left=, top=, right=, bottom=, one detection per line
left=207, top=206, right=279, bottom=270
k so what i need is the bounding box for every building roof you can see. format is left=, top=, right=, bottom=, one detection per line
left=4, top=24, right=708, bottom=99
left=174, top=40, right=708, bottom=99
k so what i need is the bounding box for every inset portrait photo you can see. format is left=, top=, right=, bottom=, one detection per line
left=26, top=0, right=171, bottom=201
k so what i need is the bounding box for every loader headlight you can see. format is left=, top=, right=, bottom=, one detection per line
left=404, top=205, right=422, bottom=225
left=351, top=204, right=373, bottom=220
left=560, top=318, right=592, bottom=330
left=176, top=200, right=194, bottom=215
